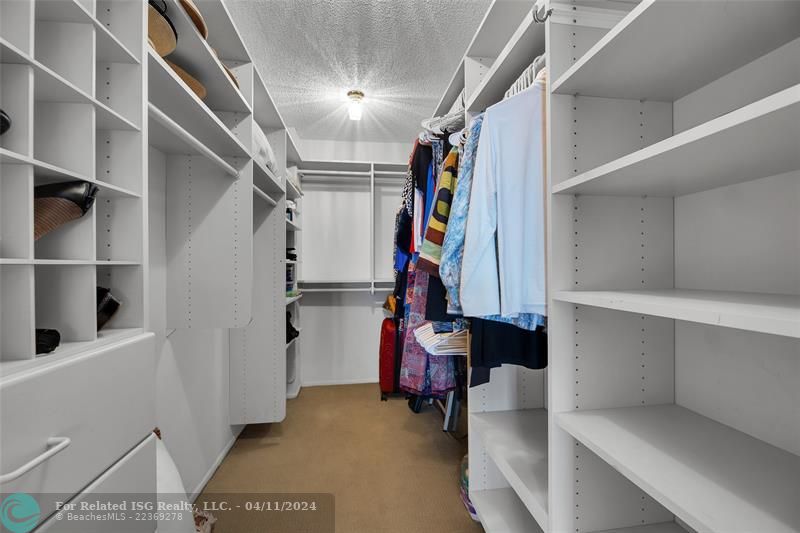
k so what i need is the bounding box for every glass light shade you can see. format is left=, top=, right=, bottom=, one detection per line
left=348, top=100, right=363, bottom=121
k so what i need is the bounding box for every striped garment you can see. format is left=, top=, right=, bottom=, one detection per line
left=416, top=147, right=459, bottom=276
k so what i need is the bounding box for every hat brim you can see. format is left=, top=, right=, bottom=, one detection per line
left=179, top=0, right=209, bottom=39
left=166, top=60, right=208, bottom=101
left=148, top=4, right=177, bottom=57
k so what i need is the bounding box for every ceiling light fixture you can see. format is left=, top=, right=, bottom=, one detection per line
left=347, top=90, right=365, bottom=121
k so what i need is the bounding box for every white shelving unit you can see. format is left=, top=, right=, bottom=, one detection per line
left=182, top=0, right=301, bottom=423
left=424, top=1, right=800, bottom=531
left=1, top=2, right=157, bottom=526
left=1, top=0, right=146, bottom=366
left=546, top=2, right=800, bottom=533
left=284, top=164, right=303, bottom=400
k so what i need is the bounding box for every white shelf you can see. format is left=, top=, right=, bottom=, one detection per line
left=470, top=409, right=548, bottom=530
left=253, top=160, right=284, bottom=196
left=148, top=103, right=239, bottom=178
left=554, top=289, right=800, bottom=339
left=553, top=84, right=800, bottom=197
left=466, top=8, right=545, bottom=112
left=162, top=0, right=250, bottom=113
left=0, top=328, right=144, bottom=378
left=35, top=0, right=140, bottom=64
left=286, top=178, right=303, bottom=200
left=148, top=50, right=249, bottom=159
left=0, top=38, right=139, bottom=131
left=432, top=59, right=464, bottom=118
left=286, top=294, right=303, bottom=305
left=0, top=148, right=140, bottom=198
left=286, top=218, right=301, bottom=231
left=253, top=184, right=278, bottom=207
left=253, top=67, right=285, bottom=131
left=470, top=488, right=543, bottom=533
left=0, top=259, right=139, bottom=266
left=557, top=404, right=800, bottom=533
left=551, top=0, right=800, bottom=101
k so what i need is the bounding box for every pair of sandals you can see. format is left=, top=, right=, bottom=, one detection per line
left=148, top=0, right=240, bottom=101
left=36, top=287, right=122, bottom=354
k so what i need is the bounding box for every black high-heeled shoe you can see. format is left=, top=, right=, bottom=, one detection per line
left=36, top=329, right=61, bottom=355
left=34, top=181, right=98, bottom=240
left=97, top=287, right=121, bottom=331
left=0, top=109, right=10, bottom=136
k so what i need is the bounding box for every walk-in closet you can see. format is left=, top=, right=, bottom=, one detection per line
left=1, top=1, right=798, bottom=532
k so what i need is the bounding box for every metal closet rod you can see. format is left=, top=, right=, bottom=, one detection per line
left=300, top=287, right=392, bottom=293
left=301, top=176, right=402, bottom=185
left=374, top=170, right=407, bottom=176
left=298, top=169, right=371, bottom=176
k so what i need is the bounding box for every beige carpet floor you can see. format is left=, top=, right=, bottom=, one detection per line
left=199, top=384, right=483, bottom=533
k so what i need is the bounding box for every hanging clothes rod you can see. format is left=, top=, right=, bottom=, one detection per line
left=373, top=170, right=407, bottom=176
left=253, top=184, right=278, bottom=206
left=298, top=169, right=371, bottom=176
left=301, top=176, right=401, bottom=185
left=300, top=287, right=393, bottom=293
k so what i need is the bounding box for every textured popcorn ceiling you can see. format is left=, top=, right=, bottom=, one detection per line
left=226, top=0, right=491, bottom=143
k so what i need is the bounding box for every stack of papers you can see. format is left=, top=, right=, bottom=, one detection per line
left=413, top=323, right=468, bottom=355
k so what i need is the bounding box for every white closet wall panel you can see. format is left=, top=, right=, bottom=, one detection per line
left=673, top=36, right=800, bottom=133
left=150, top=150, right=242, bottom=495
left=675, top=323, right=800, bottom=456
left=165, top=156, right=252, bottom=328
left=229, top=195, right=286, bottom=424
left=155, top=328, right=242, bottom=498
left=301, top=183, right=371, bottom=282
left=675, top=171, right=800, bottom=295
left=299, top=292, right=384, bottom=386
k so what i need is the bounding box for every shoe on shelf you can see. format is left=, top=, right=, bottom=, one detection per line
left=0, top=109, right=10, bottom=136
left=97, top=287, right=121, bottom=331
left=34, top=181, right=99, bottom=241
left=36, top=329, right=61, bottom=355
left=148, top=0, right=177, bottom=57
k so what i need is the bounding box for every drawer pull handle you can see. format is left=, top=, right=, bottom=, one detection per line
left=0, top=437, right=71, bottom=484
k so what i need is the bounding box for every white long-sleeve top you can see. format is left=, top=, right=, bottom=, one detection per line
left=460, top=81, right=546, bottom=319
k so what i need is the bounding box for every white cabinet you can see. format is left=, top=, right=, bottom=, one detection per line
left=0, top=333, right=155, bottom=524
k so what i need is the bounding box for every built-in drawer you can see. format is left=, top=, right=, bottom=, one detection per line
left=0, top=333, right=155, bottom=520
left=37, top=434, right=157, bottom=532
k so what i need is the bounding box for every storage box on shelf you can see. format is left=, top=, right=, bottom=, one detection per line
left=547, top=2, right=800, bottom=532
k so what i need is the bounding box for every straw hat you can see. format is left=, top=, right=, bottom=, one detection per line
left=180, top=0, right=208, bottom=39
left=148, top=0, right=177, bottom=57
left=166, top=60, right=208, bottom=101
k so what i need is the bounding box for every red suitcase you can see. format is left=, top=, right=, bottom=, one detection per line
left=379, top=318, right=398, bottom=400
